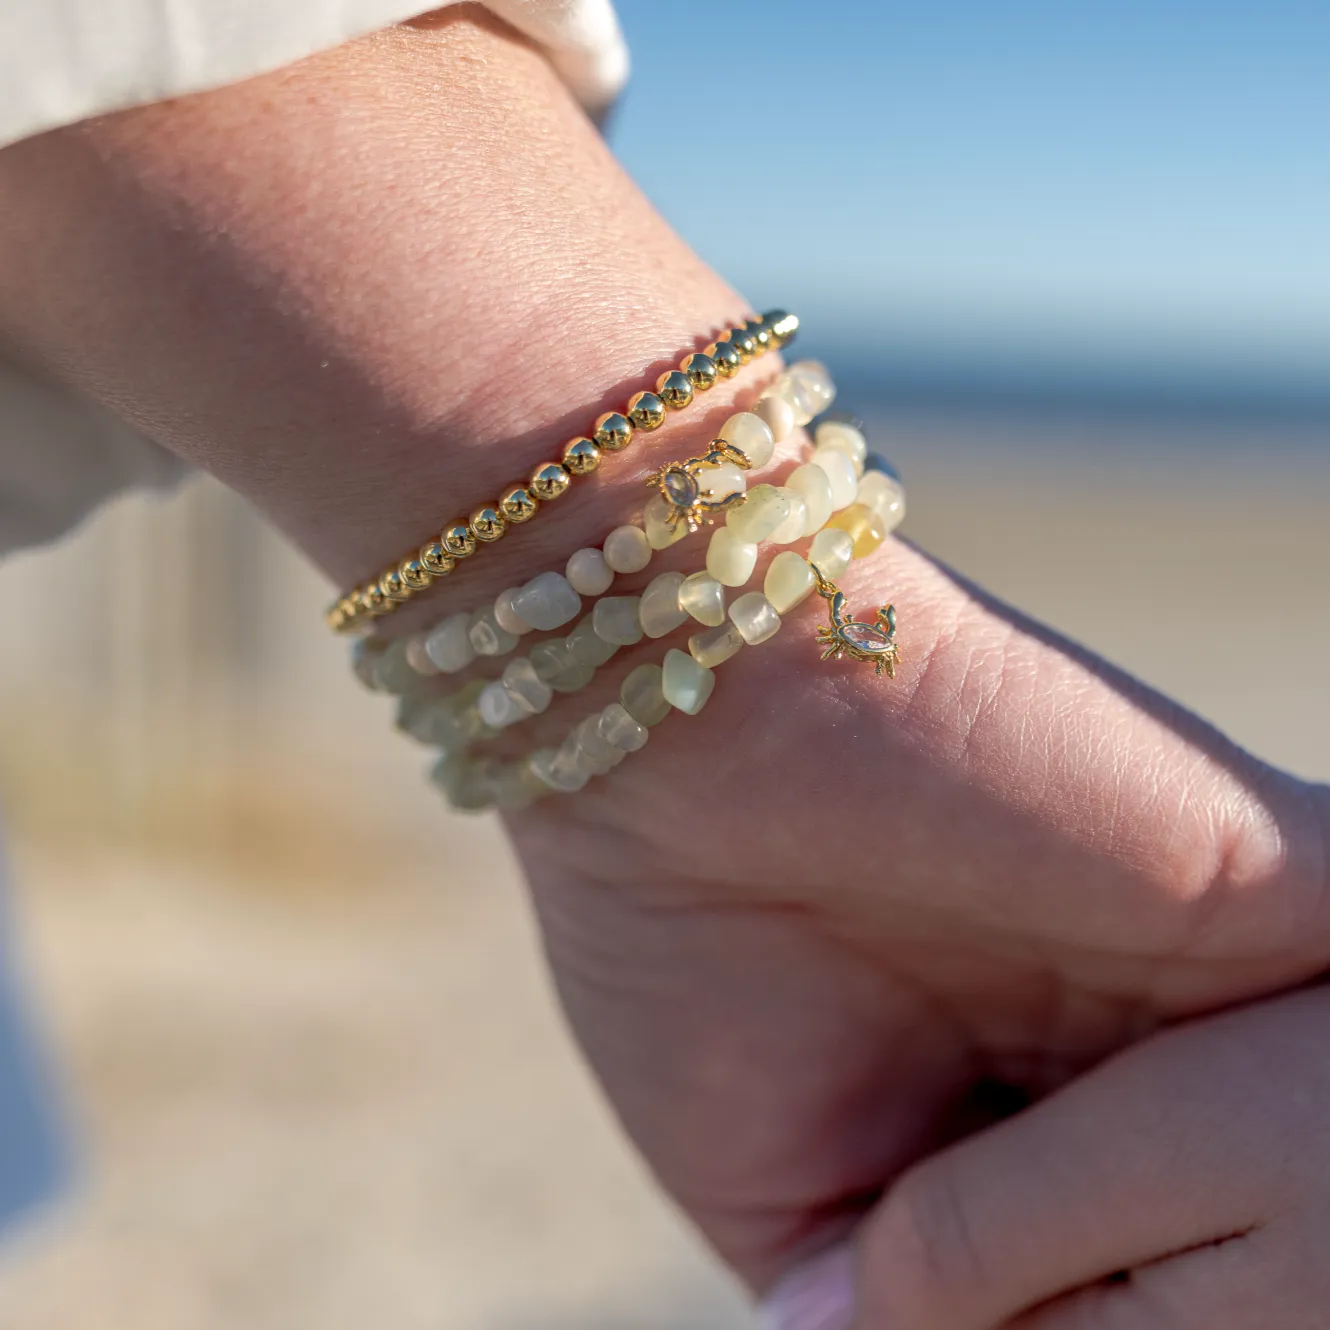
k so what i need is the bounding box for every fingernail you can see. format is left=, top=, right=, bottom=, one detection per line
left=758, top=1244, right=856, bottom=1330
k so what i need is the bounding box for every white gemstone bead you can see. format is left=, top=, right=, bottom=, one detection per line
left=469, top=606, right=520, bottom=657
left=764, top=551, right=816, bottom=613
left=788, top=360, right=836, bottom=412
left=603, top=525, right=652, bottom=574
left=490, top=763, right=539, bottom=811
left=502, top=656, right=553, bottom=713
left=565, top=547, right=614, bottom=597
left=815, top=420, right=867, bottom=469
left=574, top=716, right=622, bottom=774
left=774, top=371, right=819, bottom=426
left=530, top=747, right=588, bottom=793
left=809, top=527, right=854, bottom=579
left=567, top=615, right=618, bottom=668
left=494, top=588, right=533, bottom=636
left=639, top=571, right=688, bottom=638
left=678, top=572, right=726, bottom=627
left=857, top=471, right=907, bottom=532
left=593, top=595, right=645, bottom=646
left=812, top=446, right=859, bottom=510
left=620, top=663, right=670, bottom=726
left=662, top=648, right=716, bottom=715
left=707, top=526, right=758, bottom=588
left=643, top=494, right=687, bottom=550
left=529, top=639, right=594, bottom=693
left=727, top=484, right=793, bottom=544
left=729, top=591, right=782, bottom=645
left=512, top=571, right=582, bottom=633
left=697, top=460, right=747, bottom=504
left=405, top=635, right=439, bottom=677
left=478, top=680, right=527, bottom=729
left=768, top=489, right=809, bottom=545
left=689, top=622, right=743, bottom=668
left=373, top=637, right=426, bottom=695
left=598, top=703, right=648, bottom=753
left=786, top=463, right=834, bottom=535
left=717, top=412, right=775, bottom=468
left=753, top=392, right=795, bottom=443
left=424, top=613, right=475, bottom=673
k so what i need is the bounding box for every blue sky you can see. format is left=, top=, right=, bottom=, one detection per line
left=611, top=2, right=1329, bottom=385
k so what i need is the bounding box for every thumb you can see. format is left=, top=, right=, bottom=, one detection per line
left=759, top=1244, right=857, bottom=1330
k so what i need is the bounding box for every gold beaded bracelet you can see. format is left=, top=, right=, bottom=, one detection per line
left=326, top=310, right=799, bottom=634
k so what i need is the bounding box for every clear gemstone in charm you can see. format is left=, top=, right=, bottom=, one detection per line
left=663, top=467, right=699, bottom=508
left=841, top=621, right=894, bottom=652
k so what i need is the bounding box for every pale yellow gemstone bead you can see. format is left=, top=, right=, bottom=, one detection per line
left=643, top=493, right=687, bottom=550
left=726, top=484, right=793, bottom=544
left=689, top=622, right=743, bottom=668
left=698, top=460, right=748, bottom=504
left=707, top=526, right=758, bottom=588
left=494, top=588, right=533, bottom=636
left=826, top=503, right=887, bottom=558
left=621, top=663, right=671, bottom=726
left=662, top=648, right=716, bottom=716
left=856, top=471, right=907, bottom=532
left=678, top=571, right=726, bottom=626
left=753, top=392, right=796, bottom=443
left=716, top=412, right=775, bottom=469
left=405, top=636, right=439, bottom=676
left=598, top=702, right=648, bottom=753
left=809, top=527, right=854, bottom=579
left=768, top=489, right=809, bottom=545
left=729, top=592, right=782, bottom=645
left=815, top=420, right=867, bottom=470
left=812, top=446, right=859, bottom=510
left=565, top=547, right=614, bottom=596
left=764, top=550, right=816, bottom=613
left=788, top=360, right=836, bottom=413
left=639, top=570, right=688, bottom=638
left=603, top=525, right=652, bottom=574
left=786, top=462, right=834, bottom=536
left=593, top=596, right=644, bottom=646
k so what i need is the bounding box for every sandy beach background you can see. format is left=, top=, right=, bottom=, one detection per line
left=0, top=409, right=1325, bottom=1328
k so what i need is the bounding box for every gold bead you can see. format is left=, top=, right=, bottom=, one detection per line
left=767, top=310, right=799, bottom=347
left=420, top=541, right=455, bottom=575
left=726, top=326, right=758, bottom=361
left=655, top=370, right=695, bottom=411
left=400, top=557, right=432, bottom=591
left=443, top=523, right=477, bottom=558
left=380, top=568, right=411, bottom=602
left=747, top=318, right=773, bottom=352
left=361, top=584, right=388, bottom=615
left=627, top=390, right=667, bottom=431
left=593, top=412, right=634, bottom=452
left=680, top=351, right=719, bottom=391
left=707, top=341, right=742, bottom=378
left=327, top=603, right=348, bottom=632
left=562, top=436, right=602, bottom=476
left=530, top=462, right=572, bottom=500
left=827, top=502, right=887, bottom=558
left=470, top=505, right=507, bottom=543
left=498, top=484, right=539, bottom=523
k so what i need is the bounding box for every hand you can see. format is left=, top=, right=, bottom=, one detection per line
left=809, top=985, right=1330, bottom=1328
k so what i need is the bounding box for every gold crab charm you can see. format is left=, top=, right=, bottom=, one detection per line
left=811, top=563, right=899, bottom=677
left=644, top=440, right=752, bottom=535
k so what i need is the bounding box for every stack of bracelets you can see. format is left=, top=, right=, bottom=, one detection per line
left=333, top=311, right=906, bottom=812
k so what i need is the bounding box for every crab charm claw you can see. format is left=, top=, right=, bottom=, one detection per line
left=811, top=563, right=900, bottom=678
left=644, top=439, right=752, bottom=535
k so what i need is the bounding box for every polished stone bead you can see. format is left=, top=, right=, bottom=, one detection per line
left=768, top=489, right=810, bottom=545
left=598, top=702, right=649, bottom=753
left=643, top=494, right=687, bottom=550
left=350, top=637, right=387, bottom=690
left=405, top=635, right=439, bottom=677
left=529, top=639, right=595, bottom=693
left=565, top=547, right=614, bottom=597
left=809, top=527, right=854, bottom=579
left=479, top=679, right=528, bottom=729
left=786, top=462, right=834, bottom=536
left=620, top=663, right=671, bottom=726
left=530, top=746, right=588, bottom=792
left=774, top=371, right=819, bottom=426
left=662, top=648, right=716, bottom=715
left=717, top=412, right=775, bottom=468
left=574, top=716, right=622, bottom=775
left=593, top=595, right=644, bottom=646
left=468, top=606, right=520, bottom=657
left=639, top=570, right=688, bottom=638
left=707, top=526, right=758, bottom=587
left=512, top=571, right=582, bottom=632
left=764, top=550, right=816, bottom=612
left=567, top=615, right=619, bottom=668
left=489, top=763, right=540, bottom=811
left=603, top=525, right=652, bottom=574
left=856, top=471, right=907, bottom=532
left=812, top=446, right=860, bottom=510
left=788, top=360, right=836, bottom=412
left=493, top=588, right=533, bottom=637
left=688, top=621, right=744, bottom=668
left=424, top=612, right=475, bottom=673
left=726, top=484, right=793, bottom=543
left=827, top=502, right=888, bottom=558
left=815, top=420, right=867, bottom=470
left=728, top=591, right=782, bottom=645
left=373, top=637, right=429, bottom=695
left=753, top=391, right=796, bottom=443
left=501, top=655, right=553, bottom=713
left=678, top=571, right=726, bottom=626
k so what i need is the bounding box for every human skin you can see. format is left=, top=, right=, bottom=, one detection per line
left=0, top=8, right=1327, bottom=1319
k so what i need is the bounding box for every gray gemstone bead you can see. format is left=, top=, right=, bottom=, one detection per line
left=511, top=571, right=582, bottom=632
